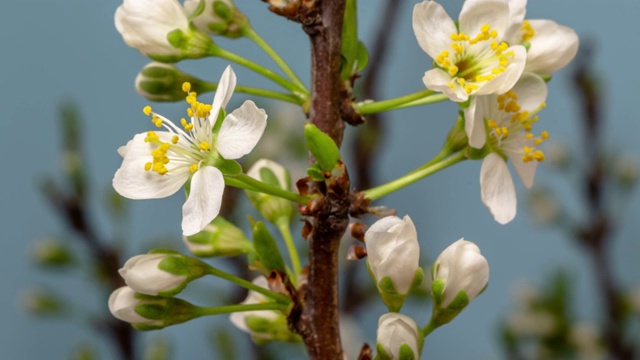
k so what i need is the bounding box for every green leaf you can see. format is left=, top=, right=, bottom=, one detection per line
left=252, top=221, right=286, bottom=274
left=339, top=0, right=358, bottom=80
left=355, top=40, right=369, bottom=72
left=217, top=159, right=242, bottom=176
left=306, top=163, right=325, bottom=181
left=304, top=123, right=340, bottom=172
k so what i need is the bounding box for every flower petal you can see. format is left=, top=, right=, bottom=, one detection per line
left=476, top=45, right=527, bottom=96
left=464, top=97, right=488, bottom=149
left=182, top=166, right=224, bottom=236
left=216, top=100, right=268, bottom=160
left=525, top=19, right=579, bottom=75
left=460, top=0, right=510, bottom=40
left=509, top=73, right=548, bottom=113
left=412, top=1, right=457, bottom=60
left=505, top=0, right=528, bottom=42
left=480, top=153, right=517, bottom=224
left=210, top=66, right=237, bottom=125
left=423, top=69, right=468, bottom=102
left=113, top=133, right=190, bottom=199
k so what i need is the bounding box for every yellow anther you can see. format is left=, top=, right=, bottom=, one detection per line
left=526, top=133, right=534, bottom=139
left=182, top=82, right=191, bottom=93
left=459, top=78, right=466, bottom=86
left=501, top=127, right=509, bottom=136
left=490, top=30, right=497, bottom=38
left=154, top=119, right=163, bottom=128
left=171, top=135, right=179, bottom=144
left=464, top=84, right=478, bottom=94
left=487, top=120, right=498, bottom=128
left=448, top=66, right=459, bottom=76
left=189, top=164, right=199, bottom=173
left=144, top=162, right=152, bottom=171
left=181, top=118, right=188, bottom=127
left=199, top=141, right=211, bottom=151
left=187, top=108, right=194, bottom=117
left=504, top=100, right=521, bottom=113
left=534, top=138, right=544, bottom=145
left=533, top=150, right=545, bottom=161
left=447, top=83, right=455, bottom=90
left=540, top=131, right=549, bottom=139
left=143, top=106, right=152, bottom=116
left=481, top=24, right=491, bottom=33
left=521, top=20, right=535, bottom=42
left=184, top=123, right=194, bottom=131
left=145, top=131, right=159, bottom=142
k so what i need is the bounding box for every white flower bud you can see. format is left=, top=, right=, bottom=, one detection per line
left=118, top=252, right=206, bottom=296
left=108, top=286, right=162, bottom=327
left=375, top=313, right=421, bottom=360
left=183, top=217, right=252, bottom=257
left=229, top=277, right=299, bottom=343
left=245, top=159, right=293, bottom=224
left=135, top=62, right=200, bottom=102
left=184, top=0, right=246, bottom=38
left=432, top=239, right=489, bottom=309
left=365, top=215, right=421, bottom=311
left=115, top=0, right=213, bottom=62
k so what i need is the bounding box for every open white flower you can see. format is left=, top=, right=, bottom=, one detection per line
left=465, top=73, right=548, bottom=224
left=115, top=0, right=212, bottom=61
left=113, top=66, right=267, bottom=235
left=504, top=0, right=579, bottom=75
left=412, top=0, right=526, bottom=103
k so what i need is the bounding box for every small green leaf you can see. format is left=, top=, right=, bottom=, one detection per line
left=306, top=163, right=325, bottom=181
left=217, top=159, right=242, bottom=176
left=304, top=123, right=340, bottom=172
left=252, top=221, right=286, bottom=274
left=355, top=41, right=369, bottom=72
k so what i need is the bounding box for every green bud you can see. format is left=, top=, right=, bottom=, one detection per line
left=183, top=217, right=253, bottom=257
left=185, top=0, right=249, bottom=39
left=135, top=62, right=205, bottom=102
left=20, top=288, right=65, bottom=316
left=442, top=112, right=468, bottom=154
left=246, top=159, right=293, bottom=224
left=304, top=123, right=341, bottom=172
left=31, top=237, right=75, bottom=268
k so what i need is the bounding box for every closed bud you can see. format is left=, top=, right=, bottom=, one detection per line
left=230, top=277, right=300, bottom=344
left=613, top=155, right=638, bottom=189
left=245, top=159, right=293, bottom=224
left=183, top=217, right=253, bottom=257
left=31, top=237, right=75, bottom=268
left=108, top=286, right=198, bottom=330
left=135, top=62, right=202, bottom=102
left=20, top=288, right=65, bottom=316
left=184, top=0, right=248, bottom=38
left=118, top=250, right=208, bottom=296
left=115, top=0, right=213, bottom=62
left=375, top=313, right=421, bottom=360
left=365, top=215, right=421, bottom=311
left=430, top=239, right=489, bottom=325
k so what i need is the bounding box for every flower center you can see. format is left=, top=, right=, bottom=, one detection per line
left=486, top=90, right=548, bottom=163
left=434, top=24, right=516, bottom=95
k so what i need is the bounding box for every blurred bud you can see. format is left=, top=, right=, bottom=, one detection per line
left=142, top=338, right=171, bottom=360
left=613, top=154, right=639, bottom=189
left=506, top=310, right=557, bottom=337
left=20, top=288, right=65, bottom=316
left=628, top=286, right=640, bottom=314
left=528, top=188, right=560, bottom=225
left=115, top=0, right=213, bottom=62
left=119, top=250, right=208, bottom=296
left=229, top=277, right=300, bottom=344
left=184, top=0, right=248, bottom=38
left=375, top=313, right=421, bottom=360
left=431, top=239, right=489, bottom=324
left=135, top=62, right=202, bottom=102
left=365, top=215, right=422, bottom=312
left=31, top=237, right=75, bottom=268
left=246, top=159, right=293, bottom=224
left=108, top=286, right=198, bottom=330
left=545, top=142, right=571, bottom=169
left=569, top=322, right=605, bottom=359
left=183, top=217, right=252, bottom=257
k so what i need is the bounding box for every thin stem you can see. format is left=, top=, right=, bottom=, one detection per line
left=276, top=217, right=302, bottom=281
left=230, top=173, right=310, bottom=205
left=200, top=81, right=304, bottom=104
left=210, top=46, right=307, bottom=100
left=395, top=93, right=449, bottom=110
left=354, top=89, right=438, bottom=115
left=243, top=27, right=308, bottom=93
left=197, top=303, right=288, bottom=317
left=204, top=264, right=290, bottom=305
left=363, top=151, right=467, bottom=201
left=422, top=320, right=438, bottom=338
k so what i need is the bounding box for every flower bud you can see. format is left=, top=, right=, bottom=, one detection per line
left=135, top=62, right=201, bottom=102
left=431, top=239, right=489, bottom=324
left=183, top=217, right=253, bottom=257
left=20, top=288, right=65, bottom=317
left=365, top=215, right=422, bottom=312
left=31, top=237, right=75, bottom=268
left=184, top=0, right=248, bottom=38
left=375, top=313, right=421, bottom=360
left=229, top=277, right=300, bottom=344
left=108, top=286, right=198, bottom=330
left=115, top=0, right=213, bottom=62
left=245, top=159, right=293, bottom=224
left=118, top=251, right=208, bottom=296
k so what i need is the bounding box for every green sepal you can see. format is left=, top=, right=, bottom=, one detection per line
left=411, top=268, right=424, bottom=291
left=244, top=314, right=302, bottom=344
left=148, top=53, right=183, bottom=64
left=540, top=73, right=552, bottom=82
left=167, top=29, right=188, bottom=49
left=306, top=163, right=325, bottom=181
left=431, top=278, right=446, bottom=305
left=252, top=221, right=286, bottom=275
left=457, top=97, right=472, bottom=109
left=304, top=123, right=340, bottom=172
left=442, top=112, right=468, bottom=154
left=132, top=294, right=198, bottom=331
left=431, top=290, right=469, bottom=327
left=467, top=145, right=490, bottom=160
left=375, top=343, right=391, bottom=360
left=217, top=159, right=242, bottom=176
left=521, top=40, right=531, bottom=51
left=377, top=276, right=406, bottom=312
left=213, top=0, right=233, bottom=21
left=187, top=0, right=206, bottom=21
left=398, top=343, right=416, bottom=360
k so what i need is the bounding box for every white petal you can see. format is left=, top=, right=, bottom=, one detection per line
left=423, top=69, right=468, bottom=102
left=460, top=0, right=510, bottom=40
left=182, top=166, right=225, bottom=236
left=480, top=153, right=517, bottom=224
left=505, top=0, right=528, bottom=42
left=509, top=73, right=548, bottom=113
left=525, top=20, right=579, bottom=75
left=507, top=145, right=538, bottom=188
left=216, top=100, right=268, bottom=160
left=476, top=45, right=527, bottom=95
left=113, top=133, right=190, bottom=199
left=464, top=97, right=487, bottom=149
left=412, top=1, right=457, bottom=60
left=210, top=66, right=237, bottom=125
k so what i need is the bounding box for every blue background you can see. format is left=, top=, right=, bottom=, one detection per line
left=1, top=0, right=639, bottom=359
